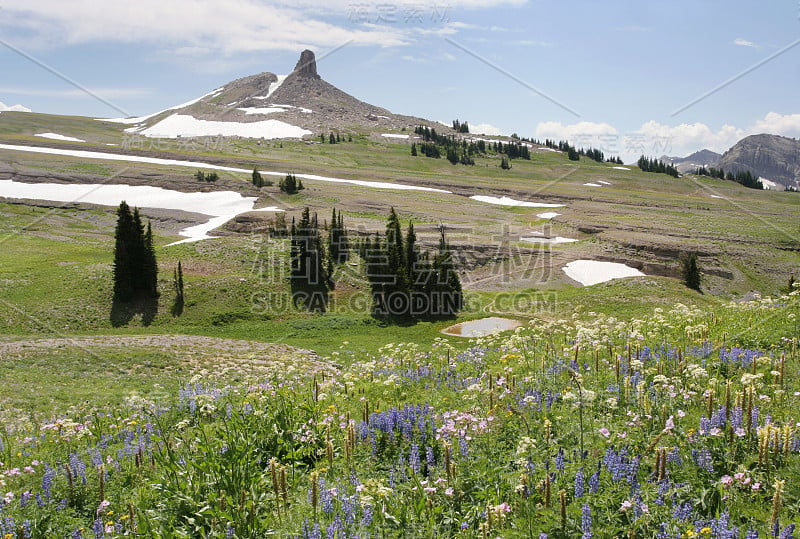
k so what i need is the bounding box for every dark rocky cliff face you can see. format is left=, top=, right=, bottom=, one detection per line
left=293, top=49, right=320, bottom=79
left=718, top=134, right=800, bottom=189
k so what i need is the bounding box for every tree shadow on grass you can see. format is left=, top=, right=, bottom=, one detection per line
left=110, top=296, right=158, bottom=327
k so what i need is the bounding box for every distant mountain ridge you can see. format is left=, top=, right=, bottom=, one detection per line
left=661, top=149, right=721, bottom=174
left=717, top=134, right=800, bottom=190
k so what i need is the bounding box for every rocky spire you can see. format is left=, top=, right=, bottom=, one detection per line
left=293, top=49, right=320, bottom=79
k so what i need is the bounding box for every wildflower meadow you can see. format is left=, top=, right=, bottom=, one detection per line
left=1, top=290, right=799, bottom=537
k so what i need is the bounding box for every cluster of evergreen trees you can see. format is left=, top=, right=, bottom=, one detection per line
left=195, top=171, right=219, bottom=182
left=490, top=140, right=530, bottom=160
left=360, top=209, right=462, bottom=319
left=319, top=132, right=352, bottom=144
left=452, top=119, right=470, bottom=133
left=537, top=139, right=623, bottom=164
left=411, top=126, right=531, bottom=167
left=113, top=201, right=158, bottom=302
left=279, top=173, right=305, bottom=194
left=251, top=167, right=273, bottom=188
left=637, top=156, right=679, bottom=178
left=412, top=126, right=486, bottom=166
left=694, top=166, right=762, bottom=189
left=289, top=208, right=349, bottom=311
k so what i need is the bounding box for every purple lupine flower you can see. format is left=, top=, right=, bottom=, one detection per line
left=362, top=504, right=373, bottom=526
left=92, top=518, right=104, bottom=539
left=326, top=514, right=343, bottom=539
left=692, top=448, right=714, bottom=472
left=781, top=524, right=796, bottom=539
left=41, top=463, right=55, bottom=499
left=574, top=468, right=585, bottom=498
left=226, top=525, right=235, bottom=538
left=409, top=444, right=421, bottom=474
left=581, top=503, right=592, bottom=538
left=589, top=471, right=600, bottom=494
left=426, top=445, right=435, bottom=469
left=672, top=501, right=692, bottom=521
left=69, top=453, right=87, bottom=484
left=667, top=447, right=682, bottom=465
left=301, top=520, right=322, bottom=539
left=88, top=448, right=103, bottom=467
left=555, top=448, right=564, bottom=472
left=745, top=529, right=759, bottom=539
left=342, top=495, right=356, bottom=525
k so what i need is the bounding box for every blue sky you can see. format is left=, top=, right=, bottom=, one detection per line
left=1, top=0, right=798, bottom=160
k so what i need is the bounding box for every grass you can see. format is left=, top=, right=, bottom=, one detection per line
left=0, top=290, right=798, bottom=536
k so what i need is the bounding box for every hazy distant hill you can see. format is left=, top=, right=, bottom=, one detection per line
left=661, top=149, right=721, bottom=174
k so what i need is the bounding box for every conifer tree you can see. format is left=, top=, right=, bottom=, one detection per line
left=113, top=201, right=135, bottom=302
left=143, top=222, right=158, bottom=298
left=171, top=261, right=185, bottom=316
left=113, top=201, right=158, bottom=303
left=252, top=167, right=264, bottom=188
left=682, top=252, right=701, bottom=291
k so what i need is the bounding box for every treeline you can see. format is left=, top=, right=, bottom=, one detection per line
left=694, top=166, right=762, bottom=189
left=113, top=201, right=157, bottom=302
left=289, top=207, right=349, bottom=311
left=637, top=156, right=679, bottom=178
left=412, top=126, right=486, bottom=165
left=412, top=126, right=531, bottom=166
left=359, top=208, right=462, bottom=319
left=537, top=139, right=624, bottom=164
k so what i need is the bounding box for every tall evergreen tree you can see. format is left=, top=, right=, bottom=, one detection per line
left=252, top=167, right=264, bottom=188
left=113, top=201, right=135, bottom=302
left=143, top=222, right=158, bottom=298
left=431, top=225, right=462, bottom=317
left=171, top=261, right=185, bottom=316
left=682, top=252, right=702, bottom=291
left=113, top=201, right=157, bottom=302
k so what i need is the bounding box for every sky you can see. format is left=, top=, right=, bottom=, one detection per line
left=1, top=0, right=799, bottom=162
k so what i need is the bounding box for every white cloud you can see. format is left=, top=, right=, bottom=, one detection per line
left=470, top=123, right=504, bottom=136
left=734, top=37, right=756, bottom=48
left=533, top=112, right=800, bottom=163
left=515, top=39, right=552, bottom=47
left=0, top=87, right=151, bottom=99
left=535, top=120, right=618, bottom=140
left=0, top=1, right=407, bottom=54
left=0, top=101, right=32, bottom=112
left=751, top=112, right=800, bottom=137
left=0, top=0, right=525, bottom=56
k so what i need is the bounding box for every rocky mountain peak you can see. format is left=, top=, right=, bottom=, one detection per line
left=293, top=49, right=320, bottom=79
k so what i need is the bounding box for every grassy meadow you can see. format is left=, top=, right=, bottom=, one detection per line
left=1, top=113, right=800, bottom=536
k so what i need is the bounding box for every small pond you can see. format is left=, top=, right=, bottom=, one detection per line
left=441, top=316, right=523, bottom=337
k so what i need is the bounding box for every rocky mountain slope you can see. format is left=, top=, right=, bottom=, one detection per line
left=111, top=50, right=431, bottom=138
left=717, top=134, right=800, bottom=190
